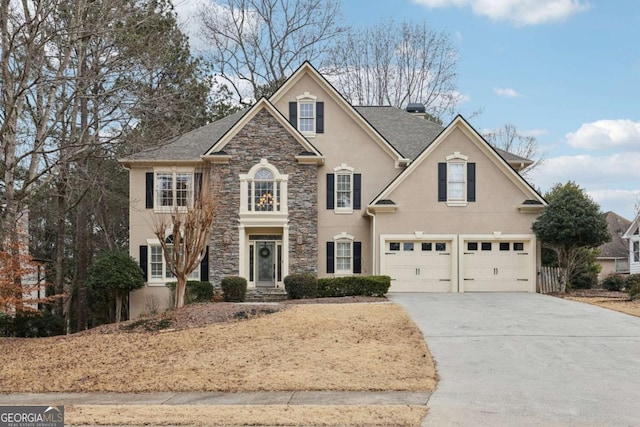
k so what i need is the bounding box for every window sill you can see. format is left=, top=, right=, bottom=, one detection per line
left=334, top=208, right=353, bottom=215
left=153, top=206, right=188, bottom=214
left=300, top=132, right=316, bottom=139
left=446, top=200, right=468, bottom=207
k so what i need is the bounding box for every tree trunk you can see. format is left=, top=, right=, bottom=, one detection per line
left=115, top=291, right=123, bottom=323
left=175, top=275, right=187, bottom=309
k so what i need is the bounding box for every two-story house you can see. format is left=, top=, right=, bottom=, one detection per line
left=120, top=62, right=546, bottom=318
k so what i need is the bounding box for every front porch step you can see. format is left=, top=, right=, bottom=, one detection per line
left=245, top=288, right=288, bottom=302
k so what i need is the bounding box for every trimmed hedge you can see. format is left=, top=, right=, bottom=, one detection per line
left=601, top=273, right=625, bottom=291
left=166, top=281, right=214, bottom=304
left=0, top=311, right=64, bottom=338
left=317, top=275, right=390, bottom=297
left=284, top=273, right=318, bottom=299
left=221, top=276, right=247, bottom=302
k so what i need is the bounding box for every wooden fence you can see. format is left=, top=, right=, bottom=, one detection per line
left=538, top=266, right=563, bottom=293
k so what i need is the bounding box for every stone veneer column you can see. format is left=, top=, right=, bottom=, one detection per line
left=207, top=109, right=318, bottom=286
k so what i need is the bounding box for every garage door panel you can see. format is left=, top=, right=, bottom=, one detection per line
left=462, top=240, right=532, bottom=292
left=385, top=239, right=452, bottom=292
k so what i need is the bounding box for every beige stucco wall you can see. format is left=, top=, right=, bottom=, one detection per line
left=272, top=73, right=402, bottom=276
left=375, top=126, right=540, bottom=237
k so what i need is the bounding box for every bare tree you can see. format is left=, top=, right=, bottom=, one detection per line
left=482, top=124, right=546, bottom=177
left=152, top=185, right=216, bottom=309
left=198, top=0, right=345, bottom=104
left=325, top=19, right=460, bottom=120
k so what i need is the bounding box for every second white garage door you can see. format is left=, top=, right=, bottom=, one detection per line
left=385, top=240, right=453, bottom=292
left=461, top=239, right=532, bottom=292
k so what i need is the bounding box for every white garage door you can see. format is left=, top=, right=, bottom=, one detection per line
left=385, top=240, right=452, bottom=292
left=462, top=240, right=532, bottom=292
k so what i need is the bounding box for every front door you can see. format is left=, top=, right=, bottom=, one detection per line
left=256, top=241, right=275, bottom=287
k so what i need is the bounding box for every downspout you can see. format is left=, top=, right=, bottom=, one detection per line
left=365, top=207, right=377, bottom=275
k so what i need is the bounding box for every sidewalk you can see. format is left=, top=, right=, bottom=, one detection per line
left=0, top=391, right=431, bottom=406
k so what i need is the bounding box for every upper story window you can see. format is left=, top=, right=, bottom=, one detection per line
left=251, top=168, right=279, bottom=212
left=299, top=101, right=315, bottom=132
left=240, top=159, right=288, bottom=214
left=289, top=92, right=324, bottom=135
left=634, top=241, right=639, bottom=263
left=438, top=152, right=475, bottom=206
left=146, top=169, right=200, bottom=212
left=327, top=164, right=361, bottom=213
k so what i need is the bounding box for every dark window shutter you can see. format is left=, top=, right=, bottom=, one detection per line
left=438, top=163, right=447, bottom=202
left=467, top=163, right=476, bottom=202
left=289, top=102, right=297, bottom=127
left=139, top=246, right=148, bottom=281
left=316, top=102, right=324, bottom=133
left=200, top=246, right=209, bottom=282
left=326, top=242, right=335, bottom=274
left=353, top=174, right=362, bottom=210
left=145, top=172, right=154, bottom=209
left=326, top=173, right=335, bottom=210
left=194, top=172, right=203, bottom=203
left=353, top=242, right=362, bottom=274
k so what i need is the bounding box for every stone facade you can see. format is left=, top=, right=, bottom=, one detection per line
left=208, top=109, right=318, bottom=285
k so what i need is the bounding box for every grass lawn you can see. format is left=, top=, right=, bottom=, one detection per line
left=0, top=301, right=436, bottom=426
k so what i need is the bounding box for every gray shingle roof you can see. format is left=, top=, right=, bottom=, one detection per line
left=121, top=103, right=533, bottom=166
left=355, top=106, right=444, bottom=160
left=121, top=109, right=248, bottom=162
left=599, top=211, right=631, bottom=258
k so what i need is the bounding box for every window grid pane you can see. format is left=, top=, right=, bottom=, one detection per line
left=448, top=163, right=465, bottom=200
left=175, top=173, right=191, bottom=207
left=254, top=181, right=275, bottom=211
left=150, top=246, right=163, bottom=279
left=336, top=174, right=351, bottom=208
left=336, top=242, right=351, bottom=272
left=299, top=102, right=314, bottom=132
left=156, top=174, right=173, bottom=207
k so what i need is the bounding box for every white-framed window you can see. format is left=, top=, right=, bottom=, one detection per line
left=333, top=232, right=354, bottom=274
left=297, top=93, right=317, bottom=135
left=448, top=162, right=465, bottom=200
left=634, top=241, right=639, bottom=263
left=336, top=241, right=352, bottom=273
left=251, top=168, right=279, bottom=212
left=154, top=170, right=193, bottom=211
left=334, top=164, right=354, bottom=212
left=240, top=159, right=288, bottom=214
left=148, top=236, right=199, bottom=284
left=443, top=152, right=473, bottom=206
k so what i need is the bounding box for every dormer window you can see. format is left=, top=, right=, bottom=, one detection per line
left=289, top=93, right=324, bottom=135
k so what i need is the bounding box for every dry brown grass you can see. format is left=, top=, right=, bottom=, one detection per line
left=565, top=296, right=640, bottom=317
left=0, top=303, right=436, bottom=393
left=66, top=404, right=428, bottom=426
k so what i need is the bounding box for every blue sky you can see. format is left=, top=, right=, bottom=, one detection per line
left=176, top=0, right=640, bottom=220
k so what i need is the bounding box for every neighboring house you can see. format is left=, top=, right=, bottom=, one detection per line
left=623, top=212, right=640, bottom=274
left=597, top=211, right=631, bottom=280
left=119, top=62, right=547, bottom=318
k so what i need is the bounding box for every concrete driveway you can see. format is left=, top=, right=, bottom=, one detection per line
left=388, top=293, right=640, bottom=427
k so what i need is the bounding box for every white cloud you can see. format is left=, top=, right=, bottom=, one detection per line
left=412, top=0, right=589, bottom=26
left=494, top=87, right=523, bottom=98
left=587, top=189, right=640, bottom=220
left=527, top=152, right=640, bottom=218
left=174, top=0, right=210, bottom=52
left=566, top=119, right=640, bottom=151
